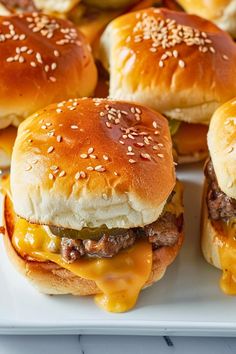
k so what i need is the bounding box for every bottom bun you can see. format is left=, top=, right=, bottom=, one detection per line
left=3, top=194, right=183, bottom=296
left=201, top=180, right=222, bottom=269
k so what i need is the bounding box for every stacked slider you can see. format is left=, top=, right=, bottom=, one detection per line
left=0, top=12, right=97, bottom=169
left=2, top=98, right=184, bottom=312
left=202, top=98, right=236, bottom=295
left=99, top=7, right=236, bottom=162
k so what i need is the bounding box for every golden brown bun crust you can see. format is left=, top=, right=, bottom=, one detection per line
left=11, top=98, right=175, bottom=230
left=0, top=13, right=97, bottom=124
left=177, top=0, right=236, bottom=38
left=83, top=0, right=140, bottom=9
left=3, top=194, right=183, bottom=296
left=201, top=179, right=221, bottom=269
left=208, top=98, right=236, bottom=199
left=99, top=7, right=236, bottom=124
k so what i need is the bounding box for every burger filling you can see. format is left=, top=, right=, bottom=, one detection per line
left=58, top=210, right=183, bottom=263
left=204, top=159, right=236, bottom=296
left=204, top=159, right=236, bottom=221
left=38, top=182, right=183, bottom=263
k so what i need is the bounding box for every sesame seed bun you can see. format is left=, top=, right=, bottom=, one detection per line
left=2, top=191, right=184, bottom=296
left=0, top=13, right=97, bottom=130
left=177, top=0, right=236, bottom=38
left=208, top=98, right=236, bottom=199
left=11, top=98, right=175, bottom=230
left=99, top=8, right=236, bottom=125
left=34, top=0, right=81, bottom=13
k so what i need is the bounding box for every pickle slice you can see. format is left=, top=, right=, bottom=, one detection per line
left=49, top=225, right=125, bottom=240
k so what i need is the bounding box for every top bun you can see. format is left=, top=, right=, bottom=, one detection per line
left=208, top=98, right=236, bottom=199
left=34, top=0, right=81, bottom=13
left=11, top=98, right=175, bottom=230
left=0, top=13, right=97, bottom=128
left=177, top=0, right=236, bottom=38
left=99, top=7, right=236, bottom=124
left=83, top=0, right=140, bottom=9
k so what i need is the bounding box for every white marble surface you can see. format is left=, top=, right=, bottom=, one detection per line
left=0, top=336, right=236, bottom=354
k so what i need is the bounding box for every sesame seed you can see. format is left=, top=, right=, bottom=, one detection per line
left=106, top=122, right=111, bottom=128
left=47, top=146, right=54, bottom=153
left=157, top=153, right=164, bottom=158
left=59, top=171, right=66, bottom=178
left=6, top=57, right=14, bottom=63
left=153, top=145, right=158, bottom=150
left=87, top=166, right=94, bottom=171
left=159, top=60, right=164, bottom=68
left=50, top=165, right=58, bottom=171
left=226, top=146, right=234, bottom=153
left=56, top=109, right=62, bottom=113
left=54, top=50, right=60, bottom=57
left=88, top=147, right=94, bottom=154
left=75, top=172, right=81, bottom=180
left=127, top=152, right=135, bottom=156
left=71, top=125, right=79, bottom=129
left=25, top=164, right=32, bottom=171
left=223, top=54, right=229, bottom=60
left=114, top=172, right=119, bottom=176
left=79, top=170, right=86, bottom=178
left=49, top=173, right=54, bottom=180
left=173, top=50, right=178, bottom=58
left=30, top=61, right=37, bottom=67
left=90, top=154, right=97, bottom=159
left=80, top=154, right=88, bottom=159
left=49, top=76, right=56, bottom=82
left=140, top=153, right=151, bottom=160
left=36, top=52, right=42, bottom=64
left=153, top=121, right=158, bottom=129
left=51, top=63, right=57, bottom=70
left=136, top=142, right=144, bottom=147
left=41, top=125, right=47, bottom=129
left=95, top=165, right=106, bottom=172
left=57, top=135, right=62, bottom=142
left=103, top=155, right=109, bottom=161
left=178, top=59, right=185, bottom=68
left=129, top=159, right=136, bottom=164
left=131, top=107, right=136, bottom=113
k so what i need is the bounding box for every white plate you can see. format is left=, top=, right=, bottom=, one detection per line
left=0, top=163, right=236, bottom=336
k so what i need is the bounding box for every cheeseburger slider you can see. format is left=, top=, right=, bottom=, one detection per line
left=99, top=7, right=236, bottom=163
left=0, top=13, right=97, bottom=169
left=176, top=0, right=236, bottom=38
left=202, top=98, right=236, bottom=295
left=3, top=98, right=184, bottom=313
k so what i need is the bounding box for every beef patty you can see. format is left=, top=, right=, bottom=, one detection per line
left=60, top=211, right=183, bottom=263
left=205, top=159, right=236, bottom=221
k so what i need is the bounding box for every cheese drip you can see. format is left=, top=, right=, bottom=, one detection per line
left=218, top=221, right=236, bottom=295
left=12, top=218, right=152, bottom=312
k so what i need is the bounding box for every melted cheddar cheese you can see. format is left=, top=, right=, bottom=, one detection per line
left=12, top=218, right=152, bottom=312
left=214, top=220, right=236, bottom=295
